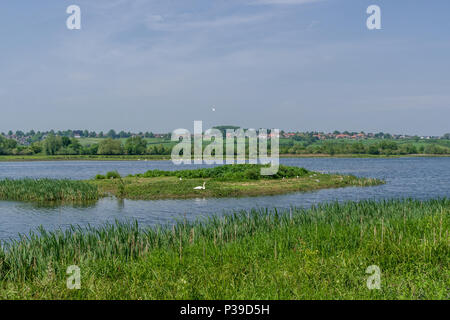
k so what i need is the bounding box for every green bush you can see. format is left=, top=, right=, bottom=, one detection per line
left=106, top=171, right=121, bottom=179
left=131, top=164, right=310, bottom=181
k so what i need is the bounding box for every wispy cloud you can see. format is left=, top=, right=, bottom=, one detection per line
left=145, top=13, right=272, bottom=31
left=250, top=0, right=323, bottom=5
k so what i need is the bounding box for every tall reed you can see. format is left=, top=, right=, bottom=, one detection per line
left=0, top=198, right=447, bottom=284
left=0, top=178, right=99, bottom=202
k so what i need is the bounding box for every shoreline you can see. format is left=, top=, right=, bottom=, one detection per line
left=0, top=153, right=449, bottom=162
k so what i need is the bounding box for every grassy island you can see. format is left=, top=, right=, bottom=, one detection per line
left=0, top=165, right=383, bottom=203
left=92, top=164, right=384, bottom=200
left=0, top=199, right=448, bottom=299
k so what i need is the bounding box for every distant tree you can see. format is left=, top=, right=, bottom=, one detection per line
left=124, top=136, right=147, bottom=155
left=368, top=144, right=379, bottom=155
left=44, top=134, right=62, bottom=155
left=107, top=130, right=117, bottom=139
left=443, top=133, right=450, bottom=140
left=97, top=138, right=123, bottom=155
left=30, top=142, right=42, bottom=154
left=61, top=136, right=71, bottom=147
left=70, top=138, right=82, bottom=153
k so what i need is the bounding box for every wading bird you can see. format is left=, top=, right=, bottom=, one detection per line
left=193, top=182, right=206, bottom=190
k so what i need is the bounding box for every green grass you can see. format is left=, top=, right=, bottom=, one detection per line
left=0, top=179, right=99, bottom=202
left=0, top=199, right=448, bottom=299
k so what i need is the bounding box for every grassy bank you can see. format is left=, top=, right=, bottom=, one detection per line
left=0, top=179, right=99, bottom=202
left=93, top=165, right=383, bottom=200
left=0, top=154, right=172, bottom=162
left=0, top=199, right=448, bottom=299
left=0, top=154, right=449, bottom=162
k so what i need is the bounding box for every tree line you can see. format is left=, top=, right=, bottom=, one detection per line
left=280, top=140, right=450, bottom=155
left=1, top=134, right=449, bottom=156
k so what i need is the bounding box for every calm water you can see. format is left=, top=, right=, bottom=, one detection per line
left=0, top=157, right=449, bottom=241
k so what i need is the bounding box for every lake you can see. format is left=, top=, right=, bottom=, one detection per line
left=0, top=157, right=448, bottom=241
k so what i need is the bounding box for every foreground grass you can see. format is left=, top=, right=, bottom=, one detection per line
left=0, top=199, right=448, bottom=299
left=0, top=179, right=99, bottom=202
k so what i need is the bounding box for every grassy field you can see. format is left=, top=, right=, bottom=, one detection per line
left=0, top=199, right=448, bottom=299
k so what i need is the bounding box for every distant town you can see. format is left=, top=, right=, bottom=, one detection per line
left=2, top=129, right=449, bottom=146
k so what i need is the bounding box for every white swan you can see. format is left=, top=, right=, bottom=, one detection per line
left=193, top=182, right=206, bottom=190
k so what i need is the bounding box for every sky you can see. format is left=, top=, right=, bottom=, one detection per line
left=0, top=0, right=449, bottom=135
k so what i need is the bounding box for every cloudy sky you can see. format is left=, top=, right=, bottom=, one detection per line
left=0, top=0, right=449, bottom=135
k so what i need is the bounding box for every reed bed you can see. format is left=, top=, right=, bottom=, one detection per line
left=0, top=178, right=99, bottom=202
left=0, top=199, right=448, bottom=299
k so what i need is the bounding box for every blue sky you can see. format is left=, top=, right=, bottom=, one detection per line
left=0, top=0, right=449, bottom=135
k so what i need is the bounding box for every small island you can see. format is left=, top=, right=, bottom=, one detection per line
left=0, top=165, right=383, bottom=203
left=93, top=164, right=384, bottom=200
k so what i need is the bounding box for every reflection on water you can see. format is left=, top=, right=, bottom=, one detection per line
left=0, top=157, right=449, bottom=241
left=24, top=200, right=99, bottom=210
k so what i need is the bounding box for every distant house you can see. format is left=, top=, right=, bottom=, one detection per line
left=336, top=134, right=351, bottom=139
left=284, top=132, right=296, bottom=138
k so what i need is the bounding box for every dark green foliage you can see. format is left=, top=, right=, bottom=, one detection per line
left=97, top=138, right=123, bottom=155
left=124, top=136, right=147, bottom=155
left=106, top=171, right=121, bottom=179
left=132, top=164, right=310, bottom=181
